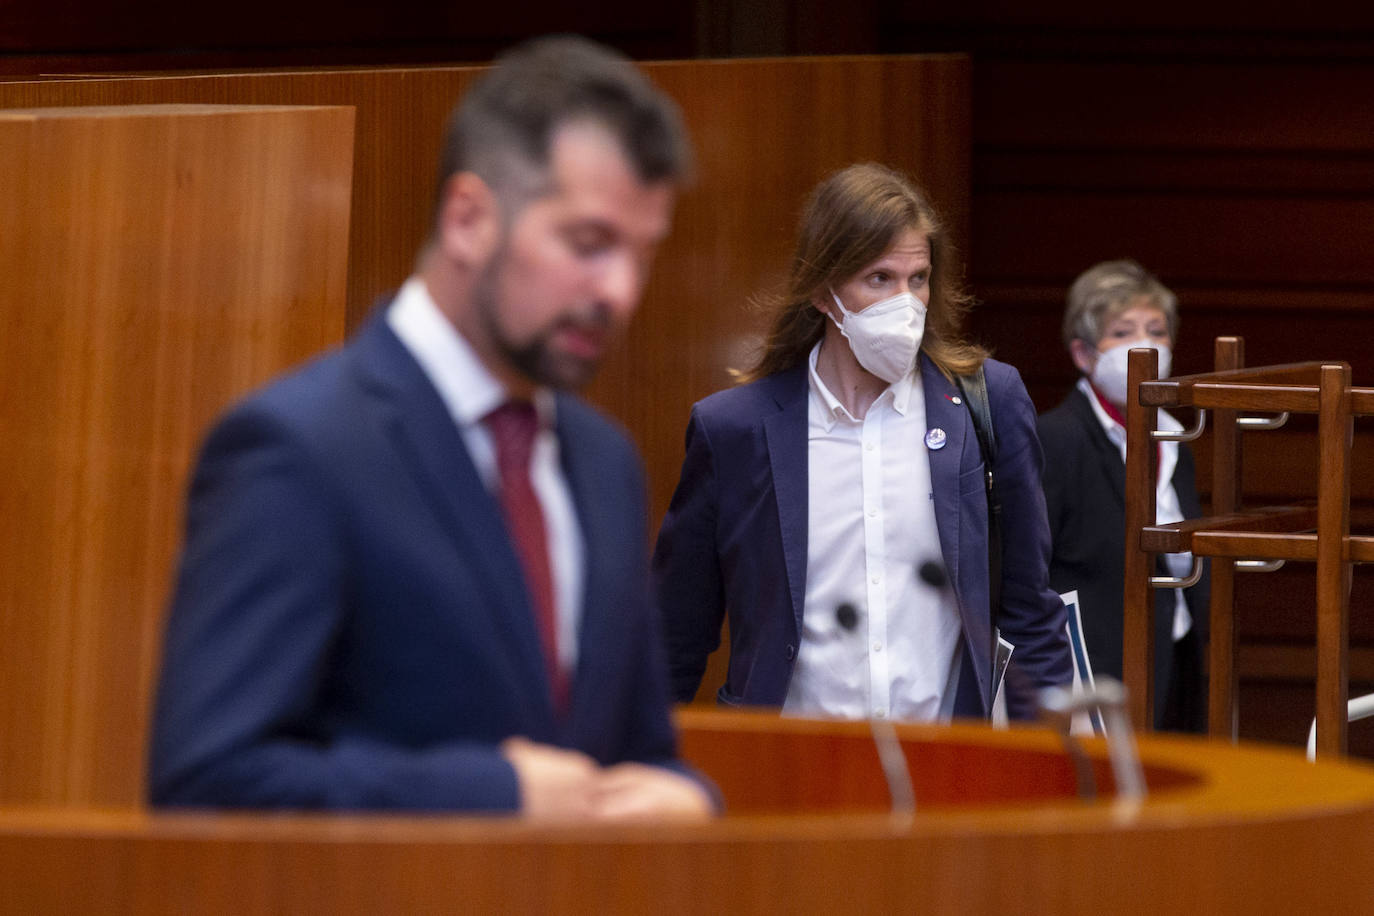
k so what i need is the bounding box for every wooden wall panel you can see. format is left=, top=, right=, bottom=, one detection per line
left=960, top=51, right=1374, bottom=753
left=0, top=58, right=969, bottom=798
left=0, top=70, right=477, bottom=331
left=588, top=56, right=971, bottom=524
left=974, top=193, right=1374, bottom=291
left=0, top=1, right=695, bottom=74
left=879, top=7, right=1374, bottom=753
left=0, top=104, right=353, bottom=804
left=0, top=56, right=971, bottom=530
left=1, top=0, right=1368, bottom=760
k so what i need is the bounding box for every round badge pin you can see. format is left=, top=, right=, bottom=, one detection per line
left=925, top=427, right=947, bottom=450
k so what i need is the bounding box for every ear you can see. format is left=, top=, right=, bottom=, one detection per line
left=435, top=172, right=501, bottom=270
left=1068, top=338, right=1098, bottom=375
left=812, top=288, right=837, bottom=321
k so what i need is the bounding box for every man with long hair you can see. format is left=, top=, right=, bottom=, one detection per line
left=654, top=163, right=1071, bottom=721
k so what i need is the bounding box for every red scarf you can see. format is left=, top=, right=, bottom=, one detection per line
left=1089, top=383, right=1162, bottom=478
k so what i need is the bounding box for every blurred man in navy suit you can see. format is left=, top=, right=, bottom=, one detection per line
left=150, top=36, right=712, bottom=820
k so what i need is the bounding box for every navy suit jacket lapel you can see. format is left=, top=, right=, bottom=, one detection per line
left=762, top=366, right=810, bottom=635
left=556, top=397, right=613, bottom=733
left=921, top=356, right=972, bottom=598
left=350, top=316, right=555, bottom=718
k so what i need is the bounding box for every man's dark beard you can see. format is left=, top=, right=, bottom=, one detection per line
left=498, top=318, right=605, bottom=391
left=473, top=250, right=609, bottom=391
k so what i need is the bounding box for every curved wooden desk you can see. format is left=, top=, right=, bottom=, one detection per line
left=3, top=709, right=1373, bottom=913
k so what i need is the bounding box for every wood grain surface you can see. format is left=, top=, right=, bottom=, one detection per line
left=3, top=710, right=1374, bottom=913
left=0, top=103, right=353, bottom=805
left=0, top=59, right=971, bottom=765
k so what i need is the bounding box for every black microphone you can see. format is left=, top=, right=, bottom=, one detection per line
left=917, top=560, right=947, bottom=591
left=919, top=555, right=1021, bottom=719
left=835, top=602, right=859, bottom=633
left=834, top=602, right=914, bottom=818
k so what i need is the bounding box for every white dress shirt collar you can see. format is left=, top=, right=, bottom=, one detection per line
left=807, top=339, right=916, bottom=430
left=386, top=276, right=555, bottom=432
left=1076, top=375, right=1180, bottom=483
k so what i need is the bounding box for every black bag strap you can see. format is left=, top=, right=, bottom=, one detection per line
left=955, top=367, right=1003, bottom=682
left=956, top=367, right=998, bottom=490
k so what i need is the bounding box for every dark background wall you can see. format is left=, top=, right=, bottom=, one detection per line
left=6, top=0, right=1374, bottom=754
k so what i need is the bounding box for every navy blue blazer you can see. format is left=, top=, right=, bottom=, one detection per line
left=150, top=313, right=686, bottom=811
left=653, top=354, right=1072, bottom=720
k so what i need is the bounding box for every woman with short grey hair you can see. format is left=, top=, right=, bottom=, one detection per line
left=1037, top=259, right=1207, bottom=732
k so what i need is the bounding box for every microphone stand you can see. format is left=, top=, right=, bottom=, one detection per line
left=870, top=716, right=915, bottom=820
left=835, top=603, right=915, bottom=823
left=915, top=555, right=1146, bottom=808
left=1038, top=677, right=1147, bottom=808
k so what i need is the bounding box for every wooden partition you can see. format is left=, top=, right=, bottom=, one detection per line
left=3, top=711, right=1374, bottom=913
left=0, top=104, right=354, bottom=806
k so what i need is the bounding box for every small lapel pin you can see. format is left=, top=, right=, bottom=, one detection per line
left=925, top=427, right=947, bottom=450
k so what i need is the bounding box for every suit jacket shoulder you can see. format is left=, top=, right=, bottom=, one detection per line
left=153, top=312, right=686, bottom=811
left=692, top=365, right=805, bottom=429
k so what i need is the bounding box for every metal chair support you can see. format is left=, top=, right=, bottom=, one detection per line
left=1306, top=694, right=1374, bottom=761
left=1235, top=559, right=1285, bottom=573
left=1149, top=556, right=1203, bottom=589
left=1237, top=412, right=1289, bottom=431
left=1152, top=408, right=1206, bottom=442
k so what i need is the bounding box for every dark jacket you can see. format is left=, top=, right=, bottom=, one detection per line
left=151, top=313, right=687, bottom=810
left=1037, top=385, right=1208, bottom=730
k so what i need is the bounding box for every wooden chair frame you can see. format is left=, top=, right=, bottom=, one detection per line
left=1123, top=336, right=1374, bottom=757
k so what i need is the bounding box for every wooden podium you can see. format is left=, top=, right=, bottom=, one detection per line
left=3, top=709, right=1374, bottom=913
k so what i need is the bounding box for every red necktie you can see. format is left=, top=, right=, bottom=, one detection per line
left=484, top=401, right=568, bottom=713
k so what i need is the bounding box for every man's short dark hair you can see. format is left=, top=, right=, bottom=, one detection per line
left=435, top=35, right=692, bottom=214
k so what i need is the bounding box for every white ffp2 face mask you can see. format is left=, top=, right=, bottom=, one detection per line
left=828, top=290, right=927, bottom=384
left=1091, top=338, right=1172, bottom=406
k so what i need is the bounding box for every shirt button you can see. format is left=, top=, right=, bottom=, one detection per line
left=867, top=508, right=878, bottom=518
left=865, top=442, right=875, bottom=451
left=874, top=709, right=887, bottom=718
left=871, top=576, right=880, bottom=585
left=873, top=642, right=883, bottom=653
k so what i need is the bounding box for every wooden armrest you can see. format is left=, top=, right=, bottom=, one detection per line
left=1140, top=503, right=1318, bottom=553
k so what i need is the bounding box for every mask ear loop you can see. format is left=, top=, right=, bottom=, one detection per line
left=827, top=289, right=851, bottom=333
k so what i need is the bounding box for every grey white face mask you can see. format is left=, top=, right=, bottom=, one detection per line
left=1091, top=338, right=1172, bottom=406
left=828, top=289, right=927, bottom=384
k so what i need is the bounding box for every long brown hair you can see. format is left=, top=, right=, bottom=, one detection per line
left=736, top=163, right=985, bottom=383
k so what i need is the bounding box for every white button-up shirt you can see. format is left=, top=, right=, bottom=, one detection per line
left=1077, top=376, right=1192, bottom=640
left=783, top=342, right=963, bottom=722
left=387, top=277, right=585, bottom=671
